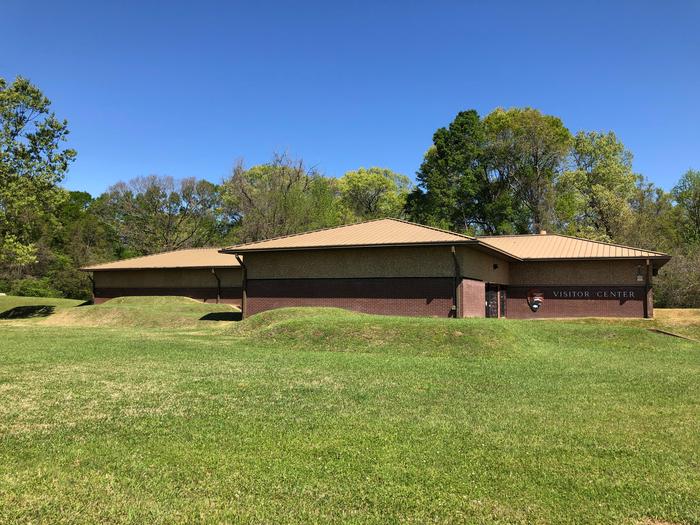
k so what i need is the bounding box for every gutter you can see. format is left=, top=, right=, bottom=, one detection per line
left=87, top=273, right=95, bottom=303
left=80, top=265, right=238, bottom=271
left=512, top=256, right=672, bottom=263
left=643, top=258, right=651, bottom=319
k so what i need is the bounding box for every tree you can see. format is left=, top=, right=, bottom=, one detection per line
left=58, top=192, right=121, bottom=264
left=0, top=76, right=76, bottom=272
left=555, top=131, right=637, bottom=240
left=100, top=176, right=228, bottom=255
left=338, top=167, right=411, bottom=220
left=42, top=191, right=122, bottom=300
left=406, top=110, right=521, bottom=234
left=654, top=244, right=700, bottom=308
left=406, top=110, right=485, bottom=231
left=221, top=154, right=345, bottom=243
left=617, top=177, right=681, bottom=253
left=484, top=108, right=571, bottom=232
left=672, top=169, right=700, bottom=243
left=658, top=170, right=700, bottom=308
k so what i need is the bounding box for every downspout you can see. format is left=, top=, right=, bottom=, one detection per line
left=87, top=273, right=95, bottom=303
left=643, top=258, right=651, bottom=319
left=234, top=254, right=247, bottom=319
left=451, top=246, right=461, bottom=318
left=211, top=268, right=221, bottom=304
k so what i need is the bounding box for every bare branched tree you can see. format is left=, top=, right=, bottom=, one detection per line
left=99, top=175, right=230, bottom=255
left=221, top=153, right=344, bottom=243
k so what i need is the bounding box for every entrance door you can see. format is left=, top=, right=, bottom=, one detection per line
left=485, top=284, right=499, bottom=318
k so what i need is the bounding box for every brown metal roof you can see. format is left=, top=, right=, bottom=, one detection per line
left=81, top=248, right=239, bottom=271
left=476, top=233, right=670, bottom=260
left=85, top=222, right=668, bottom=269
left=221, top=218, right=475, bottom=253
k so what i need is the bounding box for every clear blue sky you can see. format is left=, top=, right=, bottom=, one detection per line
left=3, top=1, right=699, bottom=195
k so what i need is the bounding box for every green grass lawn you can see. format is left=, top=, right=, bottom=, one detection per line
left=0, top=294, right=83, bottom=317
left=0, top=297, right=698, bottom=523
left=0, top=295, right=240, bottom=327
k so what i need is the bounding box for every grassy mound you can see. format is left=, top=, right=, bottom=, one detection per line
left=237, top=306, right=363, bottom=331
left=104, top=295, right=204, bottom=306
left=233, top=306, right=683, bottom=358
left=37, top=296, right=240, bottom=328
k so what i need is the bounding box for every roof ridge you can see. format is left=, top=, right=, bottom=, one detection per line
left=476, top=234, right=540, bottom=238
left=223, top=217, right=473, bottom=251
left=149, top=246, right=225, bottom=252
left=383, top=217, right=475, bottom=240
left=222, top=218, right=379, bottom=250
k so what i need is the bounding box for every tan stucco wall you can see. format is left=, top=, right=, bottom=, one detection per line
left=244, top=246, right=511, bottom=281
left=244, top=246, right=454, bottom=279
left=509, top=260, right=645, bottom=286
left=456, top=247, right=510, bottom=284
left=93, top=268, right=242, bottom=288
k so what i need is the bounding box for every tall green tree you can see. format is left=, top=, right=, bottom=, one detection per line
left=58, top=192, right=121, bottom=265
left=1, top=189, right=122, bottom=300
left=406, top=110, right=519, bottom=234
left=221, top=154, right=345, bottom=243
left=338, top=167, right=411, bottom=220
left=43, top=191, right=122, bottom=299
left=555, top=131, right=637, bottom=240
left=406, top=110, right=485, bottom=231
left=672, top=169, right=700, bottom=243
left=484, top=107, right=571, bottom=232
left=0, top=76, right=76, bottom=274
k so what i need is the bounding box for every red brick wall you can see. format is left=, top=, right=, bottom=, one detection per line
left=94, top=287, right=242, bottom=306
left=459, top=279, right=485, bottom=318
left=506, top=286, right=647, bottom=319
left=245, top=278, right=455, bottom=317
left=242, top=280, right=652, bottom=319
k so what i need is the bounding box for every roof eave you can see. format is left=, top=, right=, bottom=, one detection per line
left=81, top=264, right=239, bottom=272
left=521, top=255, right=672, bottom=262
left=220, top=240, right=480, bottom=254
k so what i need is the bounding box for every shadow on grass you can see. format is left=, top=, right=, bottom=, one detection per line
left=199, top=311, right=242, bottom=322
left=0, top=305, right=56, bottom=319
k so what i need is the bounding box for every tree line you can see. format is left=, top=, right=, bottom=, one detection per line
left=1, top=76, right=699, bottom=305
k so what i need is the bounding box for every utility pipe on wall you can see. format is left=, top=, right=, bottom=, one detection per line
left=643, top=259, right=651, bottom=319
left=451, top=246, right=461, bottom=318
left=87, top=273, right=95, bottom=303
left=211, top=268, right=221, bottom=304
left=234, top=255, right=247, bottom=318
